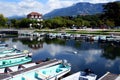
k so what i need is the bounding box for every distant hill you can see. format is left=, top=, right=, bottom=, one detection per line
left=44, top=2, right=105, bottom=19
left=8, top=15, right=26, bottom=20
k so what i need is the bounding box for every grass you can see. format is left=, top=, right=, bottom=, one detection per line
left=34, top=29, right=120, bottom=35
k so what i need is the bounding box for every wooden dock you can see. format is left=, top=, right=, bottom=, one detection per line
left=0, top=59, right=62, bottom=80
left=98, top=72, right=120, bottom=80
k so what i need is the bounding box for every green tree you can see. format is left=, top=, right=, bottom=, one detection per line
left=102, top=2, right=120, bottom=26
left=19, top=18, right=31, bottom=28
left=74, top=18, right=83, bottom=27
left=10, top=19, right=19, bottom=28
left=83, top=20, right=90, bottom=27
left=0, top=14, right=7, bottom=28
left=105, top=20, right=115, bottom=28
left=65, top=20, right=75, bottom=28
left=43, top=19, right=52, bottom=28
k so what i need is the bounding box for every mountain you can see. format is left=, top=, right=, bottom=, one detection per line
left=44, top=2, right=105, bottom=19
left=8, top=15, right=26, bottom=20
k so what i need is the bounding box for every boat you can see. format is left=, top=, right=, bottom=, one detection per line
left=1, top=60, right=71, bottom=80
left=0, top=49, right=32, bottom=58
left=0, top=48, right=20, bottom=57
left=0, top=62, right=37, bottom=73
left=0, top=48, right=17, bottom=54
left=62, top=69, right=97, bottom=80
left=98, top=72, right=120, bottom=80
left=0, top=56, right=32, bottom=69
left=0, top=41, right=8, bottom=48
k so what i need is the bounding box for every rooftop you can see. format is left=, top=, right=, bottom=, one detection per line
left=27, top=12, right=42, bottom=16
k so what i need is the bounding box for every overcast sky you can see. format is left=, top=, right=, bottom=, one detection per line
left=0, top=0, right=119, bottom=17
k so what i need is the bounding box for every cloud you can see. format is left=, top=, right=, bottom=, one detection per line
left=0, top=0, right=45, bottom=17
left=84, top=49, right=102, bottom=64
left=0, top=0, right=65, bottom=17
left=18, top=0, right=44, bottom=15
left=0, top=0, right=119, bottom=17
left=105, top=60, right=114, bottom=67
left=43, top=44, right=77, bottom=57
left=44, top=0, right=76, bottom=13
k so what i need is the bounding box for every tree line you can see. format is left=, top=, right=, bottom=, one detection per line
left=0, top=1, right=120, bottom=29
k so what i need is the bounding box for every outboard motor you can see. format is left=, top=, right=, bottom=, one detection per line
left=4, top=67, right=8, bottom=73
left=84, top=68, right=93, bottom=76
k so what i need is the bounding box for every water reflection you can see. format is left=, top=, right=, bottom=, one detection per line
left=101, top=43, right=120, bottom=60
left=2, top=37, right=120, bottom=78
left=13, top=38, right=43, bottom=50
left=44, top=38, right=66, bottom=45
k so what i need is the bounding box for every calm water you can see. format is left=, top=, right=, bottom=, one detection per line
left=2, top=37, right=120, bottom=78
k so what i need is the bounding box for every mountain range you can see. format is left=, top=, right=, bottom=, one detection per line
left=8, top=2, right=106, bottom=19
left=44, top=2, right=105, bottom=19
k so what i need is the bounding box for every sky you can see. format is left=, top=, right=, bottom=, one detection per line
left=0, top=0, right=119, bottom=17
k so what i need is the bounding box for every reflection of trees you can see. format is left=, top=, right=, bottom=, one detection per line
left=101, top=44, right=120, bottom=60
left=44, top=38, right=66, bottom=45
left=19, top=38, right=43, bottom=49
left=75, top=41, right=81, bottom=48
left=0, top=38, right=9, bottom=42
left=12, top=38, right=18, bottom=42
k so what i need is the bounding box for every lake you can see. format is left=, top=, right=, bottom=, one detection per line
left=2, top=37, right=120, bottom=78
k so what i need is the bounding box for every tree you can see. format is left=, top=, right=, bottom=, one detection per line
left=43, top=20, right=52, bottom=28
left=105, top=20, right=115, bottom=28
left=102, top=2, right=120, bottom=26
left=10, top=19, right=19, bottom=28
left=18, top=18, right=31, bottom=28
left=74, top=18, right=83, bottom=27
left=65, top=20, right=75, bottom=28
left=0, top=14, right=7, bottom=27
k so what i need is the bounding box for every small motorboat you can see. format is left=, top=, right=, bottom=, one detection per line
left=0, top=42, right=8, bottom=48
left=1, top=60, right=71, bottom=80
left=62, top=68, right=97, bottom=80
left=0, top=56, right=32, bottom=69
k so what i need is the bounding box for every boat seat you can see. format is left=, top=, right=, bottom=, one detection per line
left=22, top=76, right=33, bottom=80
left=89, top=74, right=96, bottom=77
left=79, top=77, right=88, bottom=80
left=7, top=67, right=13, bottom=72
left=56, top=68, right=62, bottom=73
left=35, top=71, right=49, bottom=79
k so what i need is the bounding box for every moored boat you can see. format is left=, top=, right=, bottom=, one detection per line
left=0, top=42, right=8, bottom=48
left=0, top=62, right=37, bottom=73
left=0, top=49, right=32, bottom=58
left=0, top=56, right=32, bottom=69
left=62, top=69, right=97, bottom=80
left=0, top=48, right=18, bottom=54
left=0, top=44, right=8, bottom=48
left=1, top=60, right=71, bottom=80
left=98, top=72, right=120, bottom=80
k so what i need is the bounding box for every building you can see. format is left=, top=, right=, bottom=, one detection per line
left=27, top=12, right=43, bottom=28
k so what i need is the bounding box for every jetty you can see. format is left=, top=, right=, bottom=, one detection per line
left=0, top=59, right=63, bottom=80
left=98, top=72, right=120, bottom=80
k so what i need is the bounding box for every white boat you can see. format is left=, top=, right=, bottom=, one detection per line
left=0, top=62, right=36, bottom=73
left=0, top=47, right=16, bottom=53
left=98, top=72, right=120, bottom=80
left=62, top=69, right=97, bottom=80
left=2, top=60, right=71, bottom=80
left=0, top=49, right=31, bottom=58
left=0, top=42, right=8, bottom=48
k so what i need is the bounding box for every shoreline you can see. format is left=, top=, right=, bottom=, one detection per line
left=35, top=29, right=120, bottom=35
